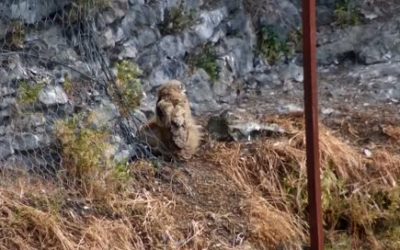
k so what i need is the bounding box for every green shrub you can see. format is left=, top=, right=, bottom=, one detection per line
left=56, top=115, right=113, bottom=182
left=159, top=6, right=197, bottom=35
left=63, top=75, right=74, bottom=97
left=17, top=81, right=45, bottom=106
left=188, top=45, right=220, bottom=82
left=56, top=113, right=135, bottom=197
left=257, top=26, right=294, bottom=65
left=110, top=60, right=143, bottom=117
left=334, top=0, right=361, bottom=28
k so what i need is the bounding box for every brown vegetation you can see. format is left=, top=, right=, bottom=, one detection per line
left=1, top=112, right=400, bottom=249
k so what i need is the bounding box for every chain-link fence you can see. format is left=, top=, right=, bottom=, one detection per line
left=0, top=0, right=157, bottom=181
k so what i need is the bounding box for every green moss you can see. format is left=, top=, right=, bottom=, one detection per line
left=257, top=26, right=295, bottom=65
left=113, top=161, right=131, bottom=182
left=159, top=6, right=197, bottom=35
left=188, top=45, right=220, bottom=82
left=17, top=81, right=45, bottom=105
left=5, top=21, right=26, bottom=50
left=63, top=75, right=74, bottom=97
left=334, top=0, right=361, bottom=28
left=287, top=28, right=303, bottom=53
left=110, top=60, right=144, bottom=117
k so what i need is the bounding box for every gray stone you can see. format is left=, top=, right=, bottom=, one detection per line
left=229, top=122, right=286, bottom=141
left=185, top=69, right=220, bottom=114
left=6, top=54, right=27, bottom=81
left=258, top=0, right=301, bottom=38
left=129, top=0, right=144, bottom=5
left=12, top=133, right=50, bottom=151
left=114, top=149, right=132, bottom=163
left=148, top=59, right=188, bottom=88
left=0, top=68, right=10, bottom=85
left=98, top=27, right=116, bottom=48
left=212, top=59, right=235, bottom=100
left=278, top=63, right=304, bottom=83
left=135, top=28, right=159, bottom=48
left=126, top=4, right=159, bottom=28
left=0, top=87, right=15, bottom=97
left=217, top=37, right=254, bottom=77
left=0, top=140, right=13, bottom=159
left=193, top=7, right=228, bottom=42
left=2, top=154, right=50, bottom=171
left=95, top=25, right=125, bottom=49
left=39, top=85, right=68, bottom=106
left=0, top=19, right=7, bottom=41
left=277, top=103, right=304, bottom=114
left=0, top=109, right=12, bottom=122
left=358, top=29, right=400, bottom=65
left=11, top=113, right=46, bottom=131
left=158, top=35, right=186, bottom=59
left=102, top=0, right=128, bottom=25
left=0, top=126, right=10, bottom=136
left=317, top=6, right=335, bottom=26
left=207, top=110, right=286, bottom=142
left=0, top=97, right=16, bottom=109
left=317, top=16, right=400, bottom=65
left=207, top=113, right=231, bottom=141
left=118, top=40, right=138, bottom=59
left=0, top=0, right=70, bottom=24
left=87, top=100, right=119, bottom=130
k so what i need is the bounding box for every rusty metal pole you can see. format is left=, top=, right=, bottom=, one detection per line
left=302, top=0, right=324, bottom=249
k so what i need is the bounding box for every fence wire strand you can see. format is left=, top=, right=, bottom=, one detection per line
left=0, top=0, right=160, bottom=180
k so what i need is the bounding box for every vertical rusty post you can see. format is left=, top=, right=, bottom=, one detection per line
left=302, top=0, right=324, bottom=249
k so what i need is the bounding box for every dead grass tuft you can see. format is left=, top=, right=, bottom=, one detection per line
left=0, top=164, right=189, bottom=250
left=242, top=195, right=306, bottom=249
left=207, top=114, right=400, bottom=248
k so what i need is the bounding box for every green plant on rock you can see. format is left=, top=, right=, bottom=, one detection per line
left=287, top=28, right=303, bottom=53
left=55, top=114, right=113, bottom=182
left=112, top=161, right=131, bottom=182
left=159, top=5, right=197, bottom=35
left=63, top=75, right=74, bottom=97
left=56, top=112, right=136, bottom=197
left=257, top=26, right=294, bottom=65
left=334, top=0, right=361, bottom=28
left=189, top=44, right=220, bottom=82
left=66, top=0, right=111, bottom=23
left=110, top=60, right=143, bottom=117
left=5, top=21, right=26, bottom=50
left=17, top=81, right=45, bottom=106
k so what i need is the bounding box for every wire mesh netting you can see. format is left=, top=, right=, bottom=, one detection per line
left=0, top=0, right=157, bottom=180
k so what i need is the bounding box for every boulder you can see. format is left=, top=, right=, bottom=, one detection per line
left=39, top=85, right=69, bottom=106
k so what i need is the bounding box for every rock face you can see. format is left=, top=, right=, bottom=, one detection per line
left=0, top=0, right=400, bottom=169
left=207, top=110, right=287, bottom=142
left=0, top=0, right=70, bottom=24
left=39, top=86, right=69, bottom=106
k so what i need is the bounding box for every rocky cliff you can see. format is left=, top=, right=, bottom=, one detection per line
left=1, top=0, right=399, bottom=170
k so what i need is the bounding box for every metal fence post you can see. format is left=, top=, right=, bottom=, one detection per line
left=302, top=0, right=324, bottom=249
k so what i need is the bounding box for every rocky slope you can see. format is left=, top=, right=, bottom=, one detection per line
left=0, top=0, right=400, bottom=170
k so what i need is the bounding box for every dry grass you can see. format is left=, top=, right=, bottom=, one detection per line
left=1, top=113, right=400, bottom=249
left=0, top=161, right=190, bottom=250
left=242, top=195, right=306, bottom=249
left=207, top=114, right=400, bottom=249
